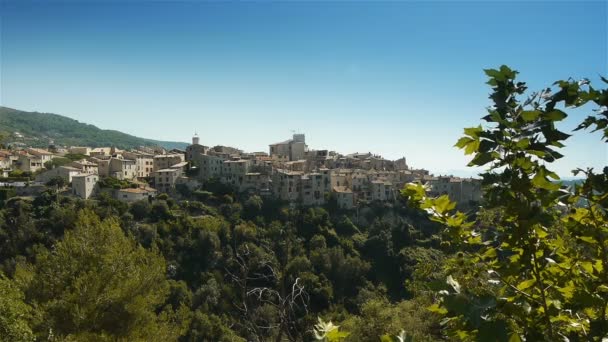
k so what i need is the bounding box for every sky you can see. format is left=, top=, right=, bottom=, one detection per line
left=1, top=0, right=606, bottom=177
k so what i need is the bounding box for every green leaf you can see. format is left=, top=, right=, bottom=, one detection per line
left=516, top=138, right=531, bottom=149
left=326, top=330, right=349, bottom=341
left=544, top=110, right=567, bottom=121
left=482, top=247, right=497, bottom=259
left=521, top=110, right=541, bottom=121
left=484, top=68, right=503, bottom=80
left=455, top=137, right=474, bottom=149
left=463, top=125, right=482, bottom=138
left=580, top=261, right=594, bottom=274
left=509, top=333, right=523, bottom=342
left=379, top=335, right=393, bottom=342
left=578, top=236, right=597, bottom=245
left=532, top=171, right=560, bottom=191
left=516, top=278, right=536, bottom=291
left=558, top=281, right=575, bottom=299
left=428, top=303, right=448, bottom=315
left=434, top=195, right=456, bottom=214
left=534, top=226, right=548, bottom=238
left=468, top=152, right=494, bottom=166
left=464, top=139, right=480, bottom=155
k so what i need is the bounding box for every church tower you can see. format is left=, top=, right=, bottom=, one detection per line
left=192, top=132, right=200, bottom=145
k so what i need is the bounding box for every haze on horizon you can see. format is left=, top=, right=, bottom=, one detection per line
left=0, top=0, right=606, bottom=177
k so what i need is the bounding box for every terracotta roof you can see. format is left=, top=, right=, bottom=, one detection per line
left=27, top=148, right=53, bottom=155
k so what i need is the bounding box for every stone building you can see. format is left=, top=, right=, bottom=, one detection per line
left=72, top=173, right=99, bottom=199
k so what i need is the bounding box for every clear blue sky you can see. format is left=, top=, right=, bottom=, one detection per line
left=1, top=0, right=606, bottom=176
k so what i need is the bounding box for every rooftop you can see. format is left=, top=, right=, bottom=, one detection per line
left=118, top=187, right=158, bottom=194
left=270, top=139, right=293, bottom=146
left=27, top=148, right=53, bottom=155
left=170, top=161, right=188, bottom=168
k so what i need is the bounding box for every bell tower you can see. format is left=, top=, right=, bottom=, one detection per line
left=192, top=132, right=200, bottom=145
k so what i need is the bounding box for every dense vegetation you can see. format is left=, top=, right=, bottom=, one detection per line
left=0, top=67, right=606, bottom=342
left=0, top=106, right=188, bottom=150
left=401, top=67, right=608, bottom=341
left=0, top=181, right=444, bottom=341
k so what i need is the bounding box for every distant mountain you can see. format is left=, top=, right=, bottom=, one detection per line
left=0, top=107, right=188, bottom=150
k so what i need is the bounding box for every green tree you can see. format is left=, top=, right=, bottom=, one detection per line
left=46, top=175, right=67, bottom=188
left=44, top=157, right=72, bottom=170
left=403, top=66, right=608, bottom=340
left=130, top=199, right=152, bottom=221
left=0, top=273, right=35, bottom=342
left=243, top=194, right=263, bottom=219
left=18, top=209, right=186, bottom=341
left=340, top=297, right=439, bottom=342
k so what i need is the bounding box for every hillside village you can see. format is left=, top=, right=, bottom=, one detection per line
left=0, top=133, right=482, bottom=208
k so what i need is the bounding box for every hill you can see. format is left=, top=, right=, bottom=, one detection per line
left=0, top=106, right=188, bottom=150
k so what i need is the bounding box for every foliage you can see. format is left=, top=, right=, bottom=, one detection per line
left=64, top=153, right=89, bottom=161
left=17, top=209, right=186, bottom=341
left=8, top=169, right=32, bottom=179
left=0, top=187, right=16, bottom=209
left=313, top=318, right=350, bottom=341
left=44, top=157, right=72, bottom=170
left=340, top=297, right=439, bottom=342
left=0, top=273, right=35, bottom=342
left=98, top=176, right=134, bottom=189
left=46, top=176, right=67, bottom=188
left=402, top=66, right=608, bottom=340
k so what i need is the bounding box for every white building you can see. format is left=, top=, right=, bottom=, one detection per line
left=72, top=174, right=99, bottom=199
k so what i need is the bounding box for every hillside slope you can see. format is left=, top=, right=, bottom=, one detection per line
left=0, top=107, right=188, bottom=150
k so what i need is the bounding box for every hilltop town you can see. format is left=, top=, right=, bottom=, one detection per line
left=0, top=133, right=482, bottom=208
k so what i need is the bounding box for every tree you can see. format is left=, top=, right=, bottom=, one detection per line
left=0, top=273, right=35, bottom=342
left=18, top=209, right=186, bottom=341
left=44, top=157, right=72, bottom=170
left=45, top=175, right=67, bottom=188
left=151, top=201, right=173, bottom=222
left=130, top=199, right=152, bottom=221
left=402, top=66, right=608, bottom=340
left=244, top=195, right=264, bottom=219
left=339, top=297, right=439, bottom=342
